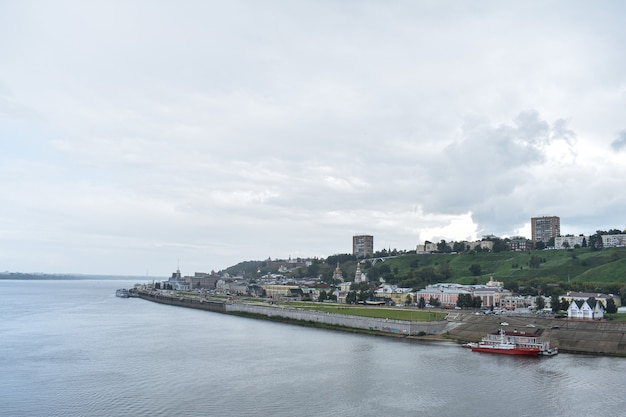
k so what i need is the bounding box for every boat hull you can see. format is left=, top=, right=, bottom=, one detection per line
left=471, top=346, right=540, bottom=356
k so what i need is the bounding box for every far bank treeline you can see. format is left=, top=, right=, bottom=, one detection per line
left=225, top=238, right=626, bottom=301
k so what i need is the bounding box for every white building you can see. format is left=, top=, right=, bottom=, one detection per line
left=602, top=234, right=626, bottom=248
left=567, top=299, right=604, bottom=320
left=555, top=235, right=587, bottom=249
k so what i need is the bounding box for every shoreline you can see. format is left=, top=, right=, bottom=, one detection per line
left=136, top=290, right=626, bottom=357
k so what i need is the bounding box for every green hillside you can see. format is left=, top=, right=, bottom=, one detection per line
left=223, top=248, right=626, bottom=298
left=361, top=247, right=626, bottom=296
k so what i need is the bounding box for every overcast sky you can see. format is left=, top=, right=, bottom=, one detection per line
left=1, top=1, right=625, bottom=276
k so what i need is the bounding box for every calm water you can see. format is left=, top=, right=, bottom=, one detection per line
left=1, top=280, right=625, bottom=417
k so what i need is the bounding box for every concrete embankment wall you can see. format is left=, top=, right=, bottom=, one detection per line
left=137, top=293, right=625, bottom=356
left=227, top=303, right=448, bottom=336
left=445, top=313, right=626, bottom=357
left=137, top=291, right=447, bottom=336
left=137, top=291, right=226, bottom=313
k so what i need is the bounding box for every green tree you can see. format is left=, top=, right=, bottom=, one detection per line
left=418, top=296, right=426, bottom=309
left=469, top=263, right=482, bottom=276
left=551, top=294, right=560, bottom=313
left=428, top=297, right=441, bottom=307
left=452, top=241, right=466, bottom=253
left=318, top=290, right=328, bottom=302
left=491, top=238, right=509, bottom=253
left=456, top=293, right=471, bottom=308
left=529, top=255, right=541, bottom=269
left=536, top=295, right=546, bottom=310
left=439, top=261, right=451, bottom=279
left=606, top=298, right=617, bottom=314
left=437, top=240, right=450, bottom=253
left=346, top=291, right=357, bottom=304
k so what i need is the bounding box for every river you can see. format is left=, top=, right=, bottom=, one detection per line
left=1, top=279, right=624, bottom=417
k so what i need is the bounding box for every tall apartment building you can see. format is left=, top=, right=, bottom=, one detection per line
left=531, top=216, right=560, bottom=243
left=352, top=235, right=374, bottom=258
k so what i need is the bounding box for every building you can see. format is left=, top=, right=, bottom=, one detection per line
left=353, top=235, right=374, bottom=258
left=416, top=283, right=472, bottom=308
left=509, top=236, right=533, bottom=251
left=562, top=291, right=621, bottom=308
left=332, top=263, right=344, bottom=282
left=555, top=235, right=587, bottom=249
left=188, top=272, right=220, bottom=289
left=416, top=241, right=438, bottom=253
left=531, top=216, right=560, bottom=243
left=601, top=234, right=626, bottom=248
left=567, top=299, right=605, bottom=320
left=354, top=263, right=367, bottom=283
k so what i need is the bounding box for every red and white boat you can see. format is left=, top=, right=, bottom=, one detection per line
left=470, top=325, right=557, bottom=356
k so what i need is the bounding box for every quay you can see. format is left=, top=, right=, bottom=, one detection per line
left=137, top=290, right=626, bottom=357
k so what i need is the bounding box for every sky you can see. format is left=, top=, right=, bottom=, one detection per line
left=1, top=1, right=626, bottom=276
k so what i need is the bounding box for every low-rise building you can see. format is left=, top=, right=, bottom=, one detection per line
left=568, top=299, right=605, bottom=319
left=562, top=291, right=621, bottom=308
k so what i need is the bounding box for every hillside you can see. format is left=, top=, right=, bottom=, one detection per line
left=362, top=247, right=626, bottom=295
left=225, top=248, right=626, bottom=297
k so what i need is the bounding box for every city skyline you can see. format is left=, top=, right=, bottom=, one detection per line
left=2, top=1, right=626, bottom=276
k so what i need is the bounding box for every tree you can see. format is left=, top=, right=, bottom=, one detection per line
left=428, top=297, right=441, bottom=307
left=418, top=296, right=426, bottom=309
left=437, top=240, right=450, bottom=253
left=606, top=298, right=618, bottom=314
left=529, top=255, right=541, bottom=269
left=318, top=290, right=327, bottom=302
left=456, top=294, right=472, bottom=308
left=491, top=238, right=509, bottom=253
left=551, top=294, right=560, bottom=313
left=535, top=295, right=546, bottom=310
left=469, top=263, right=482, bottom=276
left=405, top=294, right=413, bottom=305
left=439, top=262, right=451, bottom=279
left=535, top=241, right=546, bottom=250
left=452, top=241, right=466, bottom=253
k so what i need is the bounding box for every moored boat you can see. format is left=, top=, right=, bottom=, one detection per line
left=116, top=288, right=129, bottom=298
left=471, top=326, right=556, bottom=356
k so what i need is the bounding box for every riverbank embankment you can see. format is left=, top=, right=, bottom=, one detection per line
left=444, top=313, right=626, bottom=357
left=137, top=291, right=626, bottom=356
left=137, top=290, right=448, bottom=336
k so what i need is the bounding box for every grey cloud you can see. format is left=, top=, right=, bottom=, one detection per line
left=610, top=130, right=626, bottom=152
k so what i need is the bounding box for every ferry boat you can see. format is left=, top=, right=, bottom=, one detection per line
left=116, top=288, right=129, bottom=298
left=471, top=326, right=557, bottom=356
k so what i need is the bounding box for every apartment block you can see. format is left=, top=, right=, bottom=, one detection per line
left=353, top=235, right=374, bottom=258
left=531, top=216, right=560, bottom=243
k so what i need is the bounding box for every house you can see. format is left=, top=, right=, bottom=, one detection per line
left=562, top=291, right=621, bottom=308
left=567, top=299, right=604, bottom=320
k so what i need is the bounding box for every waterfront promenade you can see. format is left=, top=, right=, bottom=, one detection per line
left=138, top=290, right=626, bottom=357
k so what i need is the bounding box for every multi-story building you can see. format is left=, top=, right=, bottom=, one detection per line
left=555, top=235, right=587, bottom=249
left=531, top=216, right=560, bottom=243
left=601, top=234, right=626, bottom=248
left=509, top=236, right=533, bottom=251
left=353, top=235, right=374, bottom=258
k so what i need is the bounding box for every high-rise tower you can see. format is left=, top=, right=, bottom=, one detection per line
left=352, top=235, right=373, bottom=258
left=531, top=216, right=560, bottom=243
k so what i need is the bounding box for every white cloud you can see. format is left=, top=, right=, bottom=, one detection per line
left=1, top=0, right=625, bottom=274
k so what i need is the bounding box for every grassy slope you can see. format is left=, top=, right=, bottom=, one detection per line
left=285, top=302, right=447, bottom=321
left=376, top=247, right=626, bottom=286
